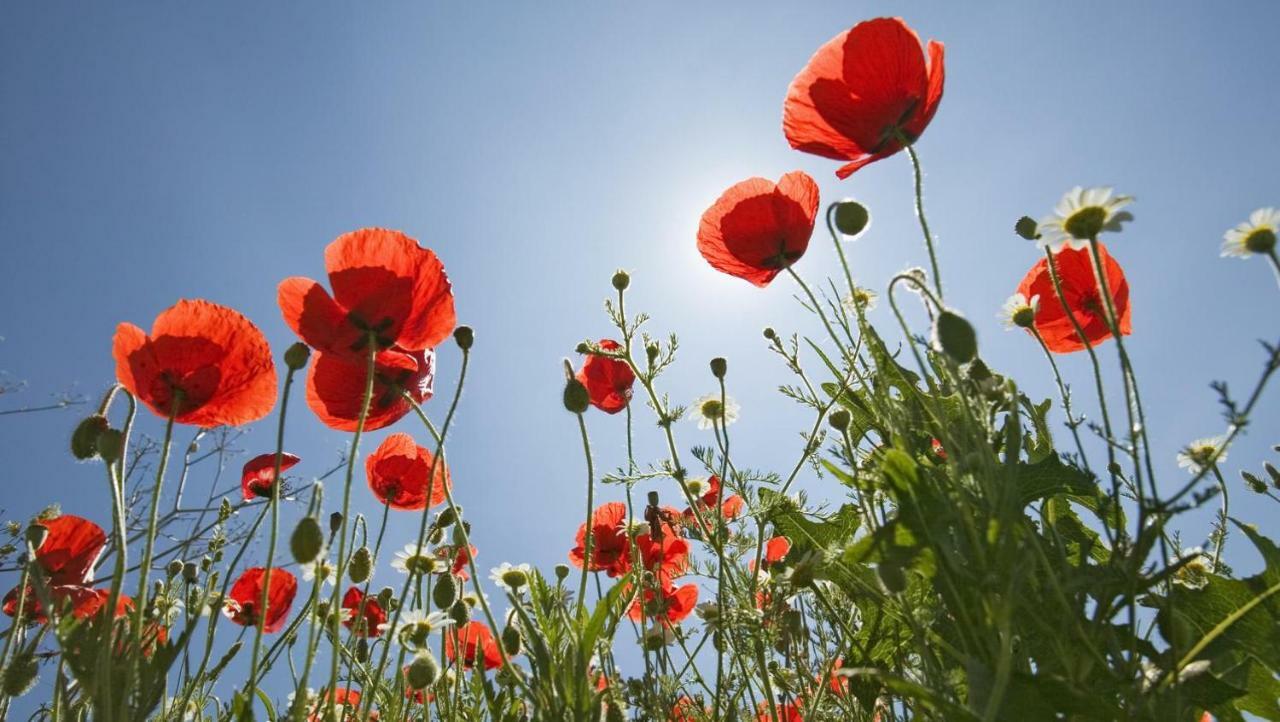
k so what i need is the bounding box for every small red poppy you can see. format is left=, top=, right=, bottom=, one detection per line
left=278, top=228, right=455, bottom=362
left=445, top=620, right=503, bottom=671
left=1016, top=243, right=1132, bottom=354
left=341, top=586, right=387, bottom=638
left=569, top=502, right=631, bottom=577
left=435, top=543, right=478, bottom=581
left=670, top=697, right=706, bottom=722
left=930, top=438, right=947, bottom=461
left=697, top=171, right=820, bottom=287
left=682, top=475, right=745, bottom=525
left=3, top=584, right=129, bottom=624
left=784, top=17, right=945, bottom=179
left=758, top=701, right=805, bottom=722
left=634, top=532, right=690, bottom=586
left=224, top=567, right=298, bottom=633
left=365, top=433, right=450, bottom=511
left=306, top=347, right=435, bottom=432
left=31, top=515, right=107, bottom=586
left=827, top=657, right=849, bottom=696
left=627, top=581, right=698, bottom=627
left=751, top=536, right=792, bottom=573
left=113, top=299, right=277, bottom=427
left=307, top=687, right=374, bottom=722
left=240, top=452, right=302, bottom=500
left=576, top=340, right=635, bottom=414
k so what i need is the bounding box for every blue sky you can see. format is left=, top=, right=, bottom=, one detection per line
left=3, top=0, right=1279, bottom=710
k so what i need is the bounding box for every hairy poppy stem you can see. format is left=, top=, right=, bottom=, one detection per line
left=1030, top=328, right=1091, bottom=472
left=902, top=142, right=943, bottom=301
left=134, top=397, right=179, bottom=654
left=572, top=374, right=596, bottom=621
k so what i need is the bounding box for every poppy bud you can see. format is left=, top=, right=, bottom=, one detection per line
left=1107, top=462, right=1123, bottom=477
left=575, top=341, right=591, bottom=355
left=153, top=580, right=165, bottom=598
left=1242, top=471, right=1268, bottom=494
left=188, top=440, right=199, bottom=455
left=448, top=600, right=470, bottom=626
left=563, top=378, right=590, bottom=414
left=0, top=651, right=38, bottom=697
left=291, top=516, right=324, bottom=565
left=501, top=623, right=522, bottom=656
left=284, top=342, right=311, bottom=371
left=182, top=562, right=199, bottom=582
left=763, top=327, right=777, bottom=341
left=1266, top=462, right=1280, bottom=488
left=329, top=512, right=344, bottom=535
left=932, top=310, right=977, bottom=364
left=611, top=270, right=631, bottom=291
left=554, top=563, right=570, bottom=581
left=166, top=559, right=184, bottom=578
left=96, top=428, right=125, bottom=464
left=433, top=573, right=458, bottom=610
left=201, top=555, right=212, bottom=571
left=833, top=200, right=871, bottom=237
left=709, top=357, right=727, bottom=379
left=70, top=414, right=109, bottom=461
left=1014, top=216, right=1040, bottom=241
left=355, top=638, right=369, bottom=663
left=23, top=525, right=47, bottom=552
left=436, top=507, right=459, bottom=528
left=453, top=326, right=474, bottom=351
left=453, top=522, right=471, bottom=546
left=878, top=561, right=907, bottom=593
left=349, top=547, right=372, bottom=584
left=427, top=527, right=444, bottom=545
left=828, top=409, right=851, bottom=431
left=407, top=651, right=440, bottom=689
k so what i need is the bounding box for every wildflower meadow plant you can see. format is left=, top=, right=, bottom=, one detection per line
left=4, top=14, right=1280, bottom=722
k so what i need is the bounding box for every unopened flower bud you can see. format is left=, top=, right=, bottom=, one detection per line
left=611, top=270, right=631, bottom=291
left=200, top=556, right=212, bottom=572
left=182, top=562, right=199, bottom=582
left=70, top=414, right=109, bottom=461
left=646, top=343, right=660, bottom=363
left=554, top=564, right=570, bottom=581
left=933, top=310, right=977, bottom=364
left=436, top=507, right=458, bottom=528
left=1242, top=471, right=1268, bottom=494
left=291, top=516, right=325, bottom=565
left=709, top=357, right=727, bottom=379
left=575, top=341, right=591, bottom=355
left=96, top=428, right=125, bottom=464
left=828, top=409, right=851, bottom=431
left=153, top=579, right=165, bottom=598
left=453, top=326, right=474, bottom=351
left=453, top=521, right=471, bottom=546
left=23, top=525, right=47, bottom=552
left=563, top=378, right=590, bottom=414
left=763, top=327, right=777, bottom=341
left=166, top=559, right=184, bottom=578
left=427, top=526, right=445, bottom=545
left=501, top=623, right=522, bottom=656
left=1014, top=216, right=1040, bottom=241
left=433, top=573, right=458, bottom=610
left=355, top=637, right=369, bottom=663
left=0, top=651, right=38, bottom=697
left=448, top=600, right=470, bottom=626
left=833, top=200, right=871, bottom=237
left=407, top=651, right=440, bottom=689
left=284, top=342, right=311, bottom=371
left=1265, top=462, right=1280, bottom=488
left=348, top=547, right=372, bottom=584
left=329, top=512, right=344, bottom=535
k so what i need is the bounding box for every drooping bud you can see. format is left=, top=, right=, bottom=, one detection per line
left=329, top=512, right=344, bottom=535
left=348, top=547, right=372, bottom=584
left=453, top=326, right=474, bottom=351
left=407, top=651, right=440, bottom=689
left=290, top=516, right=324, bottom=565
left=433, top=573, right=458, bottom=610
left=284, top=342, right=311, bottom=371
left=427, top=526, right=444, bottom=545
left=611, top=270, right=631, bottom=291
left=828, top=409, right=851, bottom=431
left=501, top=623, right=522, bottom=656
left=96, top=428, right=125, bottom=464
left=0, top=651, right=38, bottom=697
left=709, top=357, right=727, bottom=379
left=933, top=310, right=978, bottom=364
left=1014, top=216, right=1040, bottom=241
left=166, top=559, right=184, bottom=578
left=563, top=377, right=590, bottom=414
left=70, top=414, right=110, bottom=460
left=833, top=200, right=871, bottom=237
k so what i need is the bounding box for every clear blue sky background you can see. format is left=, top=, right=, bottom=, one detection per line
left=3, top=1, right=1279, bottom=712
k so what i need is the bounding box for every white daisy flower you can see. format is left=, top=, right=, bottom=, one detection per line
left=683, top=476, right=711, bottom=498
left=1222, top=207, right=1279, bottom=258
left=1037, top=186, right=1134, bottom=250
left=382, top=608, right=454, bottom=649
left=625, top=518, right=651, bottom=538
left=999, top=293, right=1040, bottom=329
left=691, top=394, right=740, bottom=430
left=1176, top=437, right=1228, bottom=474
left=641, top=624, right=676, bottom=649
left=489, top=562, right=532, bottom=593
left=1169, top=547, right=1215, bottom=590
left=696, top=602, right=721, bottom=630
left=391, top=543, right=440, bottom=575
left=300, top=557, right=336, bottom=587
left=841, top=286, right=879, bottom=314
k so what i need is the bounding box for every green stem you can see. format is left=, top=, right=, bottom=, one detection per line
left=902, top=142, right=943, bottom=301
left=135, top=400, right=179, bottom=645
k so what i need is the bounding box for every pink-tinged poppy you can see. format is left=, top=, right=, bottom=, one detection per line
left=342, top=587, right=387, bottom=638
left=278, top=228, right=455, bottom=362
left=445, top=620, right=504, bottom=671
left=628, top=581, right=698, bottom=627
left=365, top=433, right=450, bottom=510
left=697, top=172, right=820, bottom=287
left=682, top=475, right=744, bottom=525
left=569, top=502, right=631, bottom=577
left=306, top=347, right=435, bottom=432
left=224, top=567, right=297, bottom=633
left=240, top=452, right=302, bottom=500
left=576, top=339, right=635, bottom=414
left=784, top=17, right=945, bottom=179
left=1016, top=243, right=1132, bottom=354
left=436, top=544, right=478, bottom=581
left=634, top=532, right=690, bottom=586
left=113, top=300, right=277, bottom=427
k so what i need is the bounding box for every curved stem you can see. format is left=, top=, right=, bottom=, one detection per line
left=902, top=142, right=943, bottom=301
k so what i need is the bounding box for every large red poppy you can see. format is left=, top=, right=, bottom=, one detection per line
left=365, top=433, right=450, bottom=510
left=445, top=620, right=504, bottom=671
left=697, top=171, right=820, bottom=287
left=576, top=339, right=635, bottom=414
left=224, top=567, right=298, bottom=633
left=240, top=452, right=301, bottom=500
left=784, top=17, right=945, bottom=179
left=113, top=300, right=277, bottom=427
left=682, top=475, right=744, bottom=525
left=278, top=228, right=455, bottom=362
left=569, top=502, right=631, bottom=577
left=307, top=347, right=435, bottom=432
left=1016, top=243, right=1132, bottom=354
left=30, top=515, right=107, bottom=586
left=627, top=581, right=698, bottom=627
left=342, top=586, right=387, bottom=638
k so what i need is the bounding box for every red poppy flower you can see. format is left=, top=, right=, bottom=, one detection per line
left=682, top=475, right=744, bottom=525
left=751, top=536, right=792, bottom=573
left=930, top=438, right=947, bottom=461
left=365, top=433, right=450, bottom=510
left=569, top=502, right=631, bottom=577
left=670, top=697, right=707, bottom=722
left=783, top=17, right=945, bottom=179
left=634, top=532, right=690, bottom=585
left=1016, top=243, right=1132, bottom=354
left=224, top=567, right=298, bottom=633
left=3, top=584, right=128, bottom=624
left=445, top=620, right=503, bottom=671
left=113, top=300, right=277, bottom=427
left=278, top=228, right=455, bottom=363
left=31, top=515, right=107, bottom=586
left=575, top=340, right=635, bottom=414
left=341, top=586, right=387, bottom=638
left=697, top=171, right=820, bottom=287
left=307, top=687, right=375, bottom=722
left=435, top=543, right=478, bottom=581
left=758, top=701, right=805, bottom=722
left=628, top=581, right=698, bottom=627
left=827, top=657, right=849, bottom=696
left=306, top=347, right=435, bottom=432
left=240, top=452, right=301, bottom=500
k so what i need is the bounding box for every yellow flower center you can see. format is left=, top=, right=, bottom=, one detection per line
left=1063, top=206, right=1108, bottom=239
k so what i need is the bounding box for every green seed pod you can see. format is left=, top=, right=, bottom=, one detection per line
left=96, top=428, right=125, bottom=464
left=290, top=516, right=325, bottom=565
left=762, top=327, right=777, bottom=341
left=348, top=547, right=372, bottom=584
left=1014, top=216, right=1040, bottom=241
left=284, top=342, right=311, bottom=371
left=166, top=559, right=184, bottom=578
left=433, top=573, right=458, bottom=610
left=435, top=507, right=458, bottom=528
left=0, top=652, right=38, bottom=697
left=933, top=310, right=978, bottom=364
left=448, top=599, right=470, bottom=626
left=828, top=409, right=851, bottom=431
left=709, top=357, right=727, bottom=379
left=611, top=269, right=630, bottom=291
left=427, top=526, right=445, bottom=545
left=70, top=414, right=109, bottom=460
left=453, top=326, right=474, bottom=351
left=833, top=200, right=871, bottom=237
left=563, top=378, right=590, bottom=414
left=501, top=623, right=522, bottom=656
left=407, top=651, right=440, bottom=689
left=329, top=512, right=344, bottom=535
left=554, top=563, right=570, bottom=581
left=355, top=638, right=369, bottom=663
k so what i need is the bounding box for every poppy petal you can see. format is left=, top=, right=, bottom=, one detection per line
left=277, top=277, right=361, bottom=357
